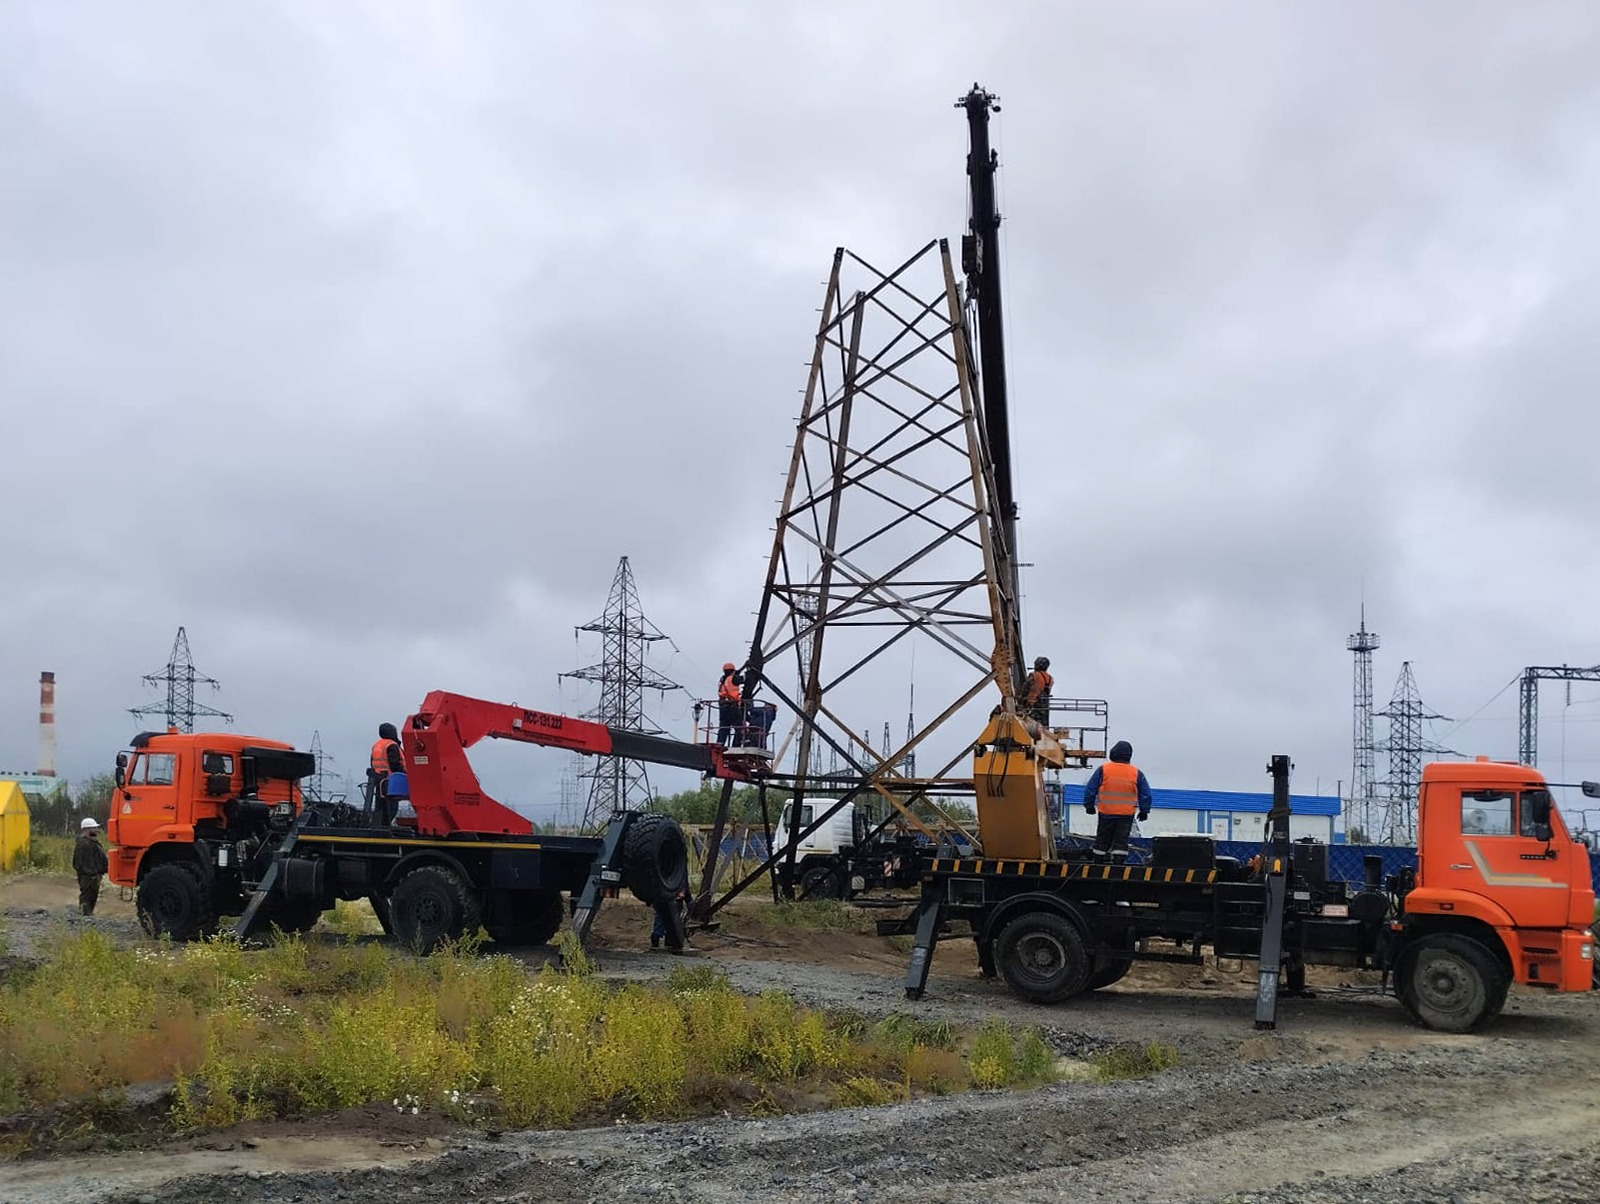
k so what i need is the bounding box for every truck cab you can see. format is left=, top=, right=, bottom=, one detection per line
left=1408, top=758, right=1595, bottom=992
left=107, top=730, right=316, bottom=933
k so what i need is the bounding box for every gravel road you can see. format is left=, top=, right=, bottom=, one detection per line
left=6, top=878, right=1600, bottom=1203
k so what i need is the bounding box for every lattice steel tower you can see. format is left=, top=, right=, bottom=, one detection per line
left=559, top=557, right=684, bottom=827
left=1347, top=609, right=1381, bottom=841
left=130, top=627, right=232, bottom=733
left=1377, top=661, right=1452, bottom=845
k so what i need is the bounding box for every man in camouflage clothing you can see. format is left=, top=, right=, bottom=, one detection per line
left=72, top=817, right=109, bottom=916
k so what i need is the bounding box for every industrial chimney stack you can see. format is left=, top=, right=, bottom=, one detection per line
left=38, top=671, right=56, bottom=778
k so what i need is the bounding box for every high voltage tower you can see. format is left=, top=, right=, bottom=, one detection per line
left=1347, top=609, right=1381, bottom=841
left=1377, top=661, right=1454, bottom=844
left=559, top=556, right=684, bottom=828
left=130, top=627, right=231, bottom=733
left=305, top=730, right=343, bottom=804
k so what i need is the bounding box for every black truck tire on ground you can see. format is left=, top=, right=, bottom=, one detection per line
left=799, top=865, right=843, bottom=900
left=622, top=813, right=689, bottom=906
left=391, top=865, right=480, bottom=954
left=137, top=863, right=217, bottom=942
left=1398, top=933, right=1509, bottom=1033
left=996, top=911, right=1092, bottom=1004
left=487, top=889, right=565, bottom=947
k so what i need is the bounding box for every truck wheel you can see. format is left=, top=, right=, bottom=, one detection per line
left=996, top=912, right=1091, bottom=1004
left=391, top=865, right=480, bottom=954
left=622, top=814, right=689, bottom=906
left=487, top=889, right=565, bottom=947
left=1399, top=934, right=1508, bottom=1033
left=800, top=865, right=843, bottom=900
left=137, top=863, right=217, bottom=942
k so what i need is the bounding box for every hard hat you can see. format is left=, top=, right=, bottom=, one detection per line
left=1034, top=656, right=1050, bottom=670
left=722, top=662, right=736, bottom=671
left=80, top=817, right=100, bottom=830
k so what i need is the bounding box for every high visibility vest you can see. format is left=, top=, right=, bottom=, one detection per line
left=1023, top=669, right=1053, bottom=705
left=718, top=672, right=741, bottom=704
left=370, top=738, right=399, bottom=777
left=1096, top=762, right=1140, bottom=816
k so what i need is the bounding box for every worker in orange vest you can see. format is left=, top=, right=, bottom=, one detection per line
left=716, top=663, right=744, bottom=747
left=1082, top=740, right=1152, bottom=862
left=1021, top=656, right=1053, bottom=724
left=368, top=722, right=404, bottom=825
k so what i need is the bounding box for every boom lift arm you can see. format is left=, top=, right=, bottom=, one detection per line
left=400, top=690, right=752, bottom=836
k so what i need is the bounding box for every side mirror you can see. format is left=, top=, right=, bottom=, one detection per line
left=114, top=753, right=127, bottom=789
left=1534, top=823, right=1553, bottom=843
left=1583, top=781, right=1600, bottom=799
left=1532, top=793, right=1553, bottom=825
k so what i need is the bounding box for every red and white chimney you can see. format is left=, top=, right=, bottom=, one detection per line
left=38, top=671, right=56, bottom=778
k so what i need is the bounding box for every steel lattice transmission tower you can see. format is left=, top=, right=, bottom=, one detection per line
left=559, top=557, right=684, bottom=827
left=1518, top=663, right=1600, bottom=766
left=1347, top=609, right=1381, bottom=841
left=130, top=626, right=232, bottom=733
left=305, top=730, right=342, bottom=803
left=1377, top=661, right=1453, bottom=845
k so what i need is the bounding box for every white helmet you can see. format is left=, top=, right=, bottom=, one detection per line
left=80, top=817, right=100, bottom=830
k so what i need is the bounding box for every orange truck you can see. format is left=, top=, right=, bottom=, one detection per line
left=887, top=751, right=1595, bottom=1032
left=105, top=692, right=724, bottom=950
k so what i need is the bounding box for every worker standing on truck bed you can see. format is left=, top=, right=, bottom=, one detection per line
left=1082, top=740, right=1151, bottom=862
left=368, top=722, right=405, bottom=825
left=1021, top=656, right=1053, bottom=725
left=72, top=817, right=108, bottom=916
left=716, top=663, right=744, bottom=747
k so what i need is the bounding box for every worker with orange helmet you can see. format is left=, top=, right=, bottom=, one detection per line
left=716, top=662, right=745, bottom=747
left=368, top=722, right=404, bottom=825
left=1082, top=740, right=1152, bottom=862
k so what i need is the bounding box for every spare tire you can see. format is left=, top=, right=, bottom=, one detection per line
left=622, top=813, right=689, bottom=906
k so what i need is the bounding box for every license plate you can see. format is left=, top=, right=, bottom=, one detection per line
left=1321, top=902, right=1349, bottom=917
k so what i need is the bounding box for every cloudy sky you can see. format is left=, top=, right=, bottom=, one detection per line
left=4, top=2, right=1597, bottom=825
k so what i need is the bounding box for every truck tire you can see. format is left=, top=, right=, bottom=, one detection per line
left=622, top=813, right=689, bottom=906
left=1398, top=933, right=1508, bottom=1033
left=487, top=889, right=565, bottom=947
left=391, top=865, right=481, bottom=954
left=800, top=865, right=843, bottom=900
left=137, top=863, right=217, bottom=943
left=996, top=911, right=1092, bottom=1004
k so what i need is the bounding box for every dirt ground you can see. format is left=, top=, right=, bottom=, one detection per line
left=5, top=873, right=1600, bottom=1203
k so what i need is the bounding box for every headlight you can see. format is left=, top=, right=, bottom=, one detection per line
left=1581, top=942, right=1593, bottom=961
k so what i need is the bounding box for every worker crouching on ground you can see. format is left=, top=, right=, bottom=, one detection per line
left=73, top=817, right=108, bottom=916
left=716, top=662, right=744, bottom=747
left=369, top=722, right=404, bottom=825
left=1082, top=740, right=1152, bottom=862
left=1021, top=656, right=1053, bottom=725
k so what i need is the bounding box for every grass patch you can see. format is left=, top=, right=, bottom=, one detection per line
left=0, top=931, right=1058, bottom=1154
left=1090, top=1040, right=1180, bottom=1081
left=10, top=834, right=74, bottom=874
left=759, top=900, right=873, bottom=932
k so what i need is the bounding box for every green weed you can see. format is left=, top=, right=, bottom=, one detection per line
left=1091, top=1040, right=1180, bottom=1081
left=967, top=1020, right=1059, bottom=1090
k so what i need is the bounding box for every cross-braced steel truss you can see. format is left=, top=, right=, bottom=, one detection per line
left=695, top=240, right=1033, bottom=911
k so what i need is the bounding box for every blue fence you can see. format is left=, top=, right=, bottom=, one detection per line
left=689, top=828, right=1600, bottom=895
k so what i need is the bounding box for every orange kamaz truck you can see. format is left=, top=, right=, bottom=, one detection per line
left=887, top=749, right=1595, bottom=1032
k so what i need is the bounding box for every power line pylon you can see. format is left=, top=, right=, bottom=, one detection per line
left=306, top=730, right=341, bottom=803
left=1377, top=661, right=1454, bottom=845
left=130, top=626, right=232, bottom=733
left=1518, top=664, right=1600, bottom=766
left=559, top=556, right=684, bottom=828
left=1347, top=608, right=1381, bottom=841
